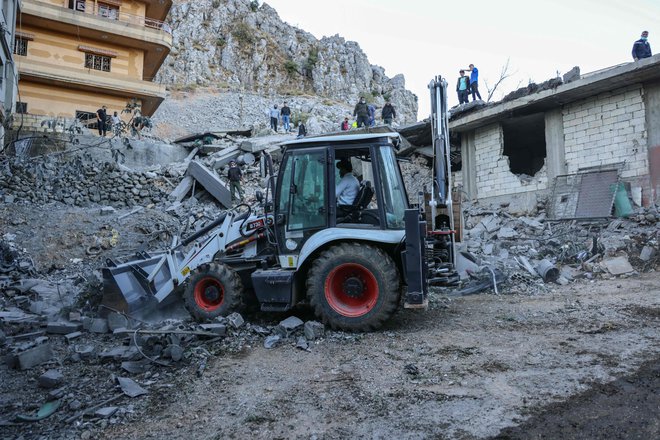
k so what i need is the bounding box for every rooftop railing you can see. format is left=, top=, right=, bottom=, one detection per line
left=68, top=1, right=172, bottom=34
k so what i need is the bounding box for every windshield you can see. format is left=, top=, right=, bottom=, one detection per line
left=377, top=146, right=408, bottom=229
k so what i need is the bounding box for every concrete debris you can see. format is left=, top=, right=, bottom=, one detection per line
left=18, top=343, right=54, bottom=370
left=39, top=369, right=64, bottom=388
left=264, top=335, right=282, bottom=349
left=107, top=312, right=130, bottom=332
left=95, top=406, right=119, bottom=418
left=296, top=336, right=310, bottom=351
left=600, top=256, right=635, bottom=276
left=117, top=377, right=148, bottom=398
left=89, top=318, right=109, bottom=334
left=304, top=321, right=325, bottom=341
left=46, top=321, right=82, bottom=335
left=639, top=246, right=656, bottom=262
left=279, top=316, right=304, bottom=331
left=226, top=312, right=245, bottom=329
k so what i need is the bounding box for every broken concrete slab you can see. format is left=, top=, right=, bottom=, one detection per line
left=64, top=331, right=83, bottom=342
left=18, top=344, right=53, bottom=370
left=497, top=227, right=518, bottom=239
left=169, top=345, right=184, bottom=362
left=117, top=377, right=148, bottom=398
left=304, top=321, right=325, bottom=341
left=89, top=318, right=109, bottom=334
left=168, top=175, right=194, bottom=202
left=226, top=312, right=244, bottom=329
left=279, top=316, right=304, bottom=331
left=640, top=246, right=657, bottom=262
left=601, top=256, right=635, bottom=275
left=38, top=369, right=64, bottom=388
left=480, top=215, right=501, bottom=233
left=187, top=161, right=232, bottom=208
left=100, top=206, right=116, bottom=216
left=296, top=336, right=309, bottom=351
left=199, top=323, right=227, bottom=336
left=264, top=335, right=282, bottom=349
left=107, top=313, right=129, bottom=332
left=95, top=406, right=119, bottom=418
left=46, top=321, right=81, bottom=335
left=520, top=217, right=544, bottom=229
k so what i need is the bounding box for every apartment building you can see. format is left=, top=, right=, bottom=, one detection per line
left=0, top=0, right=19, bottom=140
left=14, top=0, right=172, bottom=126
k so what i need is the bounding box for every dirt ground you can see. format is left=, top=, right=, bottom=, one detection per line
left=1, top=203, right=659, bottom=439
left=96, top=274, right=660, bottom=440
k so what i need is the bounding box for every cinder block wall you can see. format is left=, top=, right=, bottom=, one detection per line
left=563, top=85, right=649, bottom=188
left=473, top=123, right=549, bottom=199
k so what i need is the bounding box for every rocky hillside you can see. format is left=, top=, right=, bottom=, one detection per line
left=152, top=0, right=418, bottom=138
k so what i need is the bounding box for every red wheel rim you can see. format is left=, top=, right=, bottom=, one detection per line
left=193, top=277, right=224, bottom=311
left=324, top=263, right=379, bottom=317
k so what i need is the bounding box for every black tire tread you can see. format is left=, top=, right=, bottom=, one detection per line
left=183, top=262, right=244, bottom=321
left=307, top=243, right=400, bottom=331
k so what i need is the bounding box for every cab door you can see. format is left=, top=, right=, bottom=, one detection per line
left=274, top=148, right=328, bottom=261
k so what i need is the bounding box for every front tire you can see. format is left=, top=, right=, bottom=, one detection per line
left=307, top=243, right=400, bottom=331
left=183, top=262, right=243, bottom=321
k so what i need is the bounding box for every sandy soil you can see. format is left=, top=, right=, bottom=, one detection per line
left=99, top=274, right=660, bottom=440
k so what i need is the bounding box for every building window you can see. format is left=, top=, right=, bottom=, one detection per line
left=16, top=102, right=28, bottom=114
left=502, top=113, right=547, bottom=176
left=84, top=53, right=111, bottom=72
left=69, top=0, right=87, bottom=12
left=98, top=3, right=119, bottom=20
left=13, top=37, right=28, bottom=56
left=76, top=110, right=98, bottom=129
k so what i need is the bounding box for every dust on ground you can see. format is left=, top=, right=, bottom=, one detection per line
left=93, top=274, right=660, bottom=440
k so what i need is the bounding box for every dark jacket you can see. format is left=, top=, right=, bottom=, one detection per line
left=353, top=101, right=369, bottom=118
left=298, top=123, right=307, bottom=137
left=228, top=166, right=242, bottom=182
left=381, top=103, right=396, bottom=119
left=456, top=76, right=470, bottom=92
left=632, top=39, right=652, bottom=60
left=280, top=106, right=291, bottom=116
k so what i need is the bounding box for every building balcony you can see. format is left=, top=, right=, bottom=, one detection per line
left=17, top=57, right=166, bottom=115
left=19, top=0, right=172, bottom=80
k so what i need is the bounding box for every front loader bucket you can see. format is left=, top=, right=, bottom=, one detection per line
left=101, top=254, right=176, bottom=316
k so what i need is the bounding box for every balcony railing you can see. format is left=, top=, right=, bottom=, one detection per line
left=68, top=1, right=172, bottom=34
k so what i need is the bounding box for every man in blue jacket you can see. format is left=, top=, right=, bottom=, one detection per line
left=632, top=31, right=652, bottom=61
left=466, top=64, right=482, bottom=101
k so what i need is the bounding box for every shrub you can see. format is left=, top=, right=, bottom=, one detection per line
left=216, top=37, right=226, bottom=48
left=304, top=47, right=319, bottom=70
left=292, top=112, right=310, bottom=127
left=212, top=0, right=221, bottom=8
left=250, top=1, right=259, bottom=12
left=383, top=92, right=392, bottom=101
left=232, top=22, right=255, bottom=46
left=284, top=60, right=298, bottom=75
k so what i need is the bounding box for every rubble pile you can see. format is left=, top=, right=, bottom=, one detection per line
left=0, top=158, right=171, bottom=208
left=459, top=203, right=659, bottom=294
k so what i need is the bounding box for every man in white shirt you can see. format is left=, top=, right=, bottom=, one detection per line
left=336, top=159, right=359, bottom=208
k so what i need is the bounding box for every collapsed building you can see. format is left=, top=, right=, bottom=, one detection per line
left=445, top=56, right=660, bottom=214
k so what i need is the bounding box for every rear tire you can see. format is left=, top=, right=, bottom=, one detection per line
left=307, top=243, right=400, bottom=331
left=183, top=262, right=243, bottom=321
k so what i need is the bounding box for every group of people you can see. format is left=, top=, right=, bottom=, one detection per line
left=456, top=64, right=482, bottom=105
left=96, top=105, right=146, bottom=139
left=268, top=101, right=307, bottom=138
left=342, top=98, right=397, bottom=130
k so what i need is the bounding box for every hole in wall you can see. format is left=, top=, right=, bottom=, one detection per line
left=502, top=113, right=546, bottom=176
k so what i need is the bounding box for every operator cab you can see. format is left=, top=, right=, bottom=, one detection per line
left=274, top=133, right=409, bottom=257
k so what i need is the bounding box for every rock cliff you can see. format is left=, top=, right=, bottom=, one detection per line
left=153, top=0, right=418, bottom=137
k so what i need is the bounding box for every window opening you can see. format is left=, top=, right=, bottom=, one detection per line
left=98, top=3, right=119, bottom=19
left=84, top=53, right=111, bottom=72
left=16, top=102, right=27, bottom=114
left=502, top=113, right=546, bottom=176
left=13, top=37, right=28, bottom=56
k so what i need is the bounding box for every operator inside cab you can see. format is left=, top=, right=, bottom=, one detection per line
left=335, top=159, right=359, bottom=212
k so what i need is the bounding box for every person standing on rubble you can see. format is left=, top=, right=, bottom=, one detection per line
left=269, top=104, right=279, bottom=132
left=381, top=100, right=396, bottom=126
left=111, top=111, right=122, bottom=137
left=456, top=70, right=470, bottom=105
left=353, top=96, right=370, bottom=128
left=227, top=160, right=244, bottom=205
left=632, top=31, right=652, bottom=61
left=280, top=101, right=291, bottom=133
left=465, top=64, right=483, bottom=101
left=367, top=103, right=376, bottom=127
left=96, top=105, right=108, bottom=137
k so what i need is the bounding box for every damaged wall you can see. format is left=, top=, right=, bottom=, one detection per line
left=563, top=85, right=649, bottom=194
left=469, top=123, right=548, bottom=201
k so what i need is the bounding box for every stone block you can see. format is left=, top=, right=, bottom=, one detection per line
left=95, top=407, right=118, bottom=418
left=107, top=313, right=129, bottom=332
left=64, top=331, right=83, bottom=342
left=199, top=323, right=227, bottom=336
left=640, top=246, right=656, bottom=262
left=226, top=312, right=244, bottom=329
left=46, top=321, right=82, bottom=335
left=279, top=316, right=304, bottom=331
left=90, top=318, right=109, bottom=334
left=18, top=344, right=53, bottom=370
left=304, top=321, right=325, bottom=341
left=39, top=369, right=64, bottom=388
left=100, top=206, right=116, bottom=216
